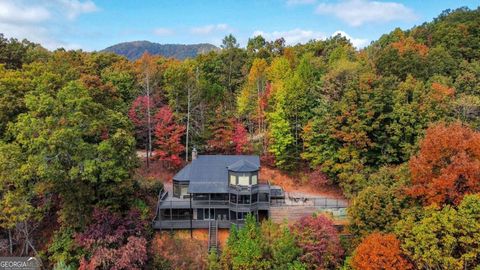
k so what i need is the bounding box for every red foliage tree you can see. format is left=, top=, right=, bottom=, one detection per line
left=408, top=122, right=480, bottom=206
left=76, top=208, right=148, bottom=270
left=290, top=214, right=344, bottom=269
left=128, top=95, right=157, bottom=147
left=232, top=121, right=250, bottom=154
left=208, top=115, right=235, bottom=154
left=153, top=105, right=185, bottom=168
left=352, top=233, right=412, bottom=270
left=208, top=107, right=251, bottom=154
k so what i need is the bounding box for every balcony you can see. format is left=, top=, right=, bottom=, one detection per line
left=153, top=219, right=245, bottom=230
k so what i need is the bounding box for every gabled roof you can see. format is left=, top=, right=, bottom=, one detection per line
left=227, top=159, right=260, bottom=172
left=173, top=155, right=260, bottom=193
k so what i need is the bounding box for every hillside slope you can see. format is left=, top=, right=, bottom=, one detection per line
left=102, top=40, right=219, bottom=60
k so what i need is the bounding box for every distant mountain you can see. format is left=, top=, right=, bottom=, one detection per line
left=102, top=41, right=219, bottom=60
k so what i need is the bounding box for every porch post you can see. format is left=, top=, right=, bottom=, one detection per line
left=190, top=194, right=193, bottom=238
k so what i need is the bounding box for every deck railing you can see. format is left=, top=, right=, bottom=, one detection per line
left=154, top=219, right=245, bottom=230
left=270, top=192, right=348, bottom=209
left=157, top=199, right=272, bottom=209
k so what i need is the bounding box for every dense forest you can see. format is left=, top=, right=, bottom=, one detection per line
left=0, top=6, right=480, bottom=270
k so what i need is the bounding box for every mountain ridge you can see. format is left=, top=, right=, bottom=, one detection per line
left=102, top=40, right=219, bottom=60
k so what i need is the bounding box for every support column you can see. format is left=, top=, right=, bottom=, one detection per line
left=190, top=194, right=193, bottom=238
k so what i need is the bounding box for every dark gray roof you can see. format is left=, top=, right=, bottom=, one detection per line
left=227, top=159, right=260, bottom=172
left=173, top=155, right=260, bottom=193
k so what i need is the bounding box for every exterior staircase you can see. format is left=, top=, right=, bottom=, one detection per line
left=208, top=220, right=218, bottom=253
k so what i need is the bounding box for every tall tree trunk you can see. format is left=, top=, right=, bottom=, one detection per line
left=22, top=221, right=38, bottom=257
left=146, top=70, right=151, bottom=169
left=186, top=68, right=195, bottom=162
left=8, top=228, right=12, bottom=255
left=257, top=79, right=261, bottom=134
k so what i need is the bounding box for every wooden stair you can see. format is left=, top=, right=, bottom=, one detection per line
left=208, top=220, right=218, bottom=253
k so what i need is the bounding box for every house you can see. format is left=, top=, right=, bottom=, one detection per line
left=153, top=150, right=284, bottom=231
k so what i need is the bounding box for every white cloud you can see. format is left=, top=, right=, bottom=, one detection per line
left=332, top=30, right=369, bottom=48
left=190, top=24, right=230, bottom=35
left=0, top=1, right=51, bottom=23
left=315, top=0, right=417, bottom=26
left=251, top=28, right=369, bottom=48
left=0, top=0, right=99, bottom=50
left=253, top=28, right=325, bottom=45
left=153, top=27, right=173, bottom=36
left=286, top=0, right=316, bottom=6
left=55, top=0, right=98, bottom=20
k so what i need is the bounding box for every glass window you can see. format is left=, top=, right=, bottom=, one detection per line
left=230, top=174, right=236, bottom=185
left=259, top=193, right=269, bottom=202
left=238, top=174, right=249, bottom=186
left=251, top=174, right=258, bottom=185
left=180, top=186, right=189, bottom=197
left=237, top=212, right=249, bottom=220
left=230, top=210, right=237, bottom=220
left=230, top=194, right=237, bottom=203
left=239, top=195, right=251, bottom=204
left=204, top=208, right=214, bottom=220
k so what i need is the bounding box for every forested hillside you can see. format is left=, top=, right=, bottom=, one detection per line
left=0, top=7, right=480, bottom=270
left=102, top=41, right=219, bottom=60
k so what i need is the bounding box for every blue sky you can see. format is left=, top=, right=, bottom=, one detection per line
left=0, top=0, right=479, bottom=51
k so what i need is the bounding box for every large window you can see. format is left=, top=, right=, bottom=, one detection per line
left=229, top=172, right=259, bottom=186
left=238, top=174, right=249, bottom=186
left=251, top=174, right=258, bottom=185
left=173, top=181, right=189, bottom=198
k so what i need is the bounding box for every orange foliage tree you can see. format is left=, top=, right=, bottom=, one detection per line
left=352, top=233, right=412, bottom=270
left=408, top=122, right=480, bottom=206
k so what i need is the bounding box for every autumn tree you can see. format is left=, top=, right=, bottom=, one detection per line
left=207, top=108, right=235, bottom=154
left=76, top=208, right=148, bottom=270
left=232, top=120, right=250, bottom=154
left=134, top=52, right=163, bottom=168
left=408, top=122, right=480, bottom=206
left=266, top=57, right=296, bottom=169
left=348, top=185, right=409, bottom=238
left=0, top=143, right=39, bottom=255
left=0, top=66, right=30, bottom=136
left=238, top=58, right=268, bottom=133
left=352, top=233, right=412, bottom=270
left=128, top=95, right=158, bottom=150
left=290, top=214, right=344, bottom=269
left=6, top=82, right=137, bottom=227
left=207, top=107, right=251, bottom=154
left=154, top=105, right=185, bottom=168
left=395, top=194, right=480, bottom=269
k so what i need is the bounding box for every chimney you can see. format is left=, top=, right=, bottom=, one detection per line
left=192, top=147, right=198, bottom=161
